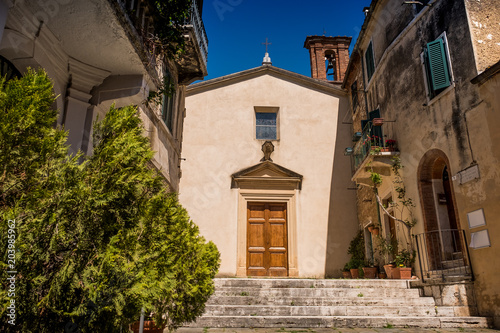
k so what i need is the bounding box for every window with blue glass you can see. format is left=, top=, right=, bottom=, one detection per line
left=256, top=112, right=277, bottom=140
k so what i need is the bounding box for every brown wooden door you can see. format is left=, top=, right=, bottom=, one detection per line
left=247, top=202, right=288, bottom=277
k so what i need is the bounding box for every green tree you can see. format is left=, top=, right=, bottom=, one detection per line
left=0, top=69, right=219, bottom=332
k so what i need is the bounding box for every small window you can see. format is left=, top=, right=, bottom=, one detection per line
left=351, top=81, right=359, bottom=111
left=161, top=68, right=176, bottom=132
left=256, top=111, right=277, bottom=140
left=422, top=34, right=453, bottom=100
left=365, top=41, right=376, bottom=82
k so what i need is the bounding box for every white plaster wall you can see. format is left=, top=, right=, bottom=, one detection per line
left=180, top=73, right=351, bottom=277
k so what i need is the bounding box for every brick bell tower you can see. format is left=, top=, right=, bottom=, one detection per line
left=304, top=36, right=352, bottom=84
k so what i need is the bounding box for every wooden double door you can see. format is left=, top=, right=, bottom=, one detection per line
left=247, top=202, right=288, bottom=276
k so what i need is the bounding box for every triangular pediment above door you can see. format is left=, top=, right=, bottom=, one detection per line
left=231, top=161, right=303, bottom=190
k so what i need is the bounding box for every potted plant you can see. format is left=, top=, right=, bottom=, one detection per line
left=342, top=263, right=352, bottom=278
left=392, top=249, right=415, bottom=279
left=347, top=231, right=365, bottom=279
left=375, top=235, right=397, bottom=279
left=367, top=224, right=380, bottom=235
left=384, top=139, right=397, bottom=152
left=130, top=318, right=164, bottom=333
left=349, top=258, right=363, bottom=279
left=378, top=266, right=387, bottom=279
left=362, top=261, right=378, bottom=279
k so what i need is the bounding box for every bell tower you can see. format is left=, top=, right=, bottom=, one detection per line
left=304, top=36, right=352, bottom=84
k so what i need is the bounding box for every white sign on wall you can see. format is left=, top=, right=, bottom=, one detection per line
left=469, top=229, right=491, bottom=249
left=467, top=208, right=486, bottom=229
left=452, top=164, right=480, bottom=185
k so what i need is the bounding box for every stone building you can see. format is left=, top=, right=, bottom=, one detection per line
left=343, top=0, right=500, bottom=327
left=0, top=0, right=208, bottom=190
left=179, top=40, right=358, bottom=278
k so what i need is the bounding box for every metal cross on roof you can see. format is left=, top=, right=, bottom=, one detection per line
left=262, top=38, right=272, bottom=53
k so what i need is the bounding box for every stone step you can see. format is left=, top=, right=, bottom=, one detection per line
left=214, top=278, right=411, bottom=289
left=187, top=278, right=491, bottom=329
left=203, top=305, right=457, bottom=317
left=428, top=266, right=471, bottom=277
left=213, top=287, right=422, bottom=298
left=441, top=258, right=467, bottom=269
left=207, top=295, right=436, bottom=306
left=189, top=315, right=490, bottom=328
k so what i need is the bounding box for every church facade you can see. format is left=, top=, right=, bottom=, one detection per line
left=180, top=40, right=358, bottom=278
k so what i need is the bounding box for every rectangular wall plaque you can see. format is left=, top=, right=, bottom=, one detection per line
left=452, top=164, right=480, bottom=185
left=467, top=208, right=486, bottom=229
left=469, top=229, right=491, bottom=249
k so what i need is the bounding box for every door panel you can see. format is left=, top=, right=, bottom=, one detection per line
left=247, top=202, right=288, bottom=276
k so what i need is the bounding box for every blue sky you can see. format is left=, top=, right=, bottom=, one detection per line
left=199, top=0, right=372, bottom=81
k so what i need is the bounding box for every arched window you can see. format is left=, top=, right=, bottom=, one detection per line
left=324, top=51, right=336, bottom=81
left=0, top=56, right=21, bottom=81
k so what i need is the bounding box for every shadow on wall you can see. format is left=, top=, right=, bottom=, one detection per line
left=324, top=96, right=359, bottom=277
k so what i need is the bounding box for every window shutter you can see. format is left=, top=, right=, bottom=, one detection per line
left=426, top=39, right=451, bottom=91
left=365, top=42, right=375, bottom=81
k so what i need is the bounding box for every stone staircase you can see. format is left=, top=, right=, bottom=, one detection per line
left=427, top=251, right=473, bottom=282
left=188, top=278, right=490, bottom=328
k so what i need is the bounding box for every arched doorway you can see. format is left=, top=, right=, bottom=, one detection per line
left=417, top=149, right=463, bottom=271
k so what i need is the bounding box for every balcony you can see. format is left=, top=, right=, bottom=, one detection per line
left=112, top=0, right=208, bottom=84
left=178, top=0, right=209, bottom=84
left=350, top=122, right=399, bottom=184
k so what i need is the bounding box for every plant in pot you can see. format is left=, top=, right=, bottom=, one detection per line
left=130, top=316, right=164, bottom=333
left=347, top=230, right=365, bottom=279
left=384, top=139, right=397, bottom=152
left=342, top=263, right=352, bottom=278
left=392, top=249, right=416, bottom=279
left=377, top=262, right=387, bottom=279
left=348, top=258, right=364, bottom=279
left=375, top=235, right=397, bottom=279
left=369, top=157, right=419, bottom=280
left=362, top=260, right=378, bottom=279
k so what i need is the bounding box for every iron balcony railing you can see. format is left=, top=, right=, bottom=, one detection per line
left=413, top=229, right=474, bottom=283
left=352, top=122, right=385, bottom=170
left=117, top=0, right=208, bottom=66
left=185, top=0, right=208, bottom=65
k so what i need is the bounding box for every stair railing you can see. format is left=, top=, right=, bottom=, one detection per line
left=413, top=229, right=474, bottom=283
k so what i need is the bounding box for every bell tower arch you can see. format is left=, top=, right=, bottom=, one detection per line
left=304, top=35, right=351, bottom=84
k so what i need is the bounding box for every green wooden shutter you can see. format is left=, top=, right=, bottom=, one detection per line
left=426, top=39, right=451, bottom=91
left=365, top=42, right=375, bottom=81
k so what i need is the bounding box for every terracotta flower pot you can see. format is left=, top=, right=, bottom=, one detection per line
left=362, top=267, right=378, bottom=279
left=392, top=267, right=412, bottom=279
left=350, top=268, right=359, bottom=279
left=130, top=320, right=164, bottom=333
left=378, top=272, right=387, bottom=279
left=372, top=118, right=384, bottom=126
left=342, top=271, right=352, bottom=279
left=371, top=227, right=379, bottom=235
left=384, top=264, right=395, bottom=279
